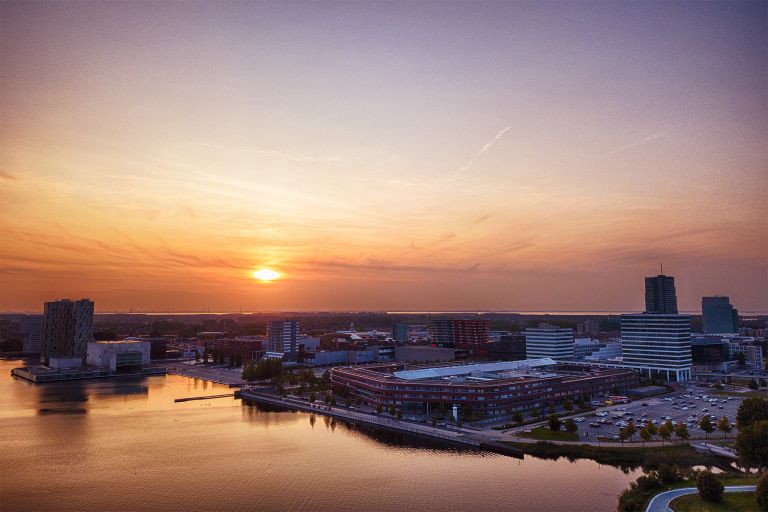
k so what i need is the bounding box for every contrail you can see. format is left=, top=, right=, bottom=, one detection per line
left=608, top=132, right=666, bottom=155
left=452, top=125, right=511, bottom=180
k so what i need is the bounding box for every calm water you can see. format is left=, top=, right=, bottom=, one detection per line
left=0, top=358, right=639, bottom=512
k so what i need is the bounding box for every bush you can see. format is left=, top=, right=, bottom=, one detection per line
left=548, top=414, right=561, bottom=431
left=617, top=474, right=662, bottom=512
left=757, top=472, right=768, bottom=511
left=696, top=471, right=723, bottom=503
left=655, top=463, right=682, bottom=484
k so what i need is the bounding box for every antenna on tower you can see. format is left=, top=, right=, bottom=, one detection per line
left=660, top=263, right=663, bottom=275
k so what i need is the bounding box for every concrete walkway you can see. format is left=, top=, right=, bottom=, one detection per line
left=646, top=485, right=756, bottom=512
left=237, top=389, right=483, bottom=447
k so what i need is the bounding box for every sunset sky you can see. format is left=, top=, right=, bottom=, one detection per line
left=1, top=1, right=766, bottom=313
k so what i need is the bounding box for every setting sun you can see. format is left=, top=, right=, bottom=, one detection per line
left=253, top=268, right=281, bottom=282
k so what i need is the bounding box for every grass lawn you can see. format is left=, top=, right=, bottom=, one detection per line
left=518, top=427, right=578, bottom=441
left=710, top=390, right=766, bottom=399
left=670, top=492, right=758, bottom=512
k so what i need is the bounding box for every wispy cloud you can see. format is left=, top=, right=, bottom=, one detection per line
left=452, top=125, right=511, bottom=180
left=608, top=132, right=666, bottom=155
left=193, top=142, right=342, bottom=163
left=0, top=170, right=18, bottom=181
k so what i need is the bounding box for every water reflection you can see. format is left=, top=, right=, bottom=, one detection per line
left=0, top=360, right=641, bottom=512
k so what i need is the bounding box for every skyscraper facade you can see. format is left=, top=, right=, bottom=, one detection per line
left=524, top=324, right=575, bottom=361
left=392, top=323, right=409, bottom=343
left=40, top=299, right=94, bottom=365
left=621, top=314, right=692, bottom=382
left=645, top=274, right=678, bottom=314
left=702, top=296, right=739, bottom=334
left=429, top=319, right=490, bottom=345
left=267, top=320, right=300, bottom=353
left=20, top=315, right=43, bottom=355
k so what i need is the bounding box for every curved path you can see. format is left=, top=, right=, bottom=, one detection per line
left=646, top=485, right=756, bottom=512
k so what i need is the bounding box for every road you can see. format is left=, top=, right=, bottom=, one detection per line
left=645, top=485, right=756, bottom=512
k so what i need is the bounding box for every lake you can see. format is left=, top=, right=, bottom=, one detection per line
left=0, top=358, right=639, bottom=512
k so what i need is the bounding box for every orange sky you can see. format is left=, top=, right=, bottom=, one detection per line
left=1, top=2, right=766, bottom=313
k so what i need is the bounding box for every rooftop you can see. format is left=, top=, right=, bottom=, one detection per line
left=92, top=339, right=147, bottom=345
left=392, top=358, right=557, bottom=380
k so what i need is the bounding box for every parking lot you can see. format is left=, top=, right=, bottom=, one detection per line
left=569, top=386, right=744, bottom=442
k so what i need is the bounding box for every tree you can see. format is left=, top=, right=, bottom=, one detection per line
left=736, top=352, right=746, bottom=367
left=547, top=404, right=555, bottom=415
left=674, top=422, right=689, bottom=443
left=624, top=420, right=636, bottom=442
left=513, top=412, right=524, bottom=424
left=757, top=472, right=768, bottom=511
left=564, top=418, right=577, bottom=434
left=376, top=404, right=383, bottom=414
left=432, top=417, right=438, bottom=427
left=737, top=397, right=768, bottom=429
left=717, top=416, right=732, bottom=438
left=699, top=416, right=714, bottom=439
left=241, top=360, right=255, bottom=382
left=696, top=471, right=724, bottom=503
left=658, top=421, right=672, bottom=444
left=396, top=411, right=403, bottom=420
left=309, top=392, right=317, bottom=402
left=618, top=427, right=630, bottom=443
left=194, top=351, right=200, bottom=362
left=639, top=427, right=651, bottom=446
left=563, top=399, right=573, bottom=411
left=532, top=409, right=540, bottom=418
left=750, top=379, right=760, bottom=390
left=548, top=414, right=562, bottom=431
left=647, top=420, right=658, bottom=437
left=734, top=420, right=768, bottom=470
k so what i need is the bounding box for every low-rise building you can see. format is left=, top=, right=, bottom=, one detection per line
left=87, top=340, right=150, bottom=372
left=332, top=359, right=638, bottom=416
left=574, top=338, right=600, bottom=359
left=394, top=345, right=455, bottom=363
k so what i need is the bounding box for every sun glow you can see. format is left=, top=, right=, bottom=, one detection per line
left=253, top=268, right=281, bottom=282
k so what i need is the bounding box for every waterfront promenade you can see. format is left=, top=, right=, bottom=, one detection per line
left=236, top=389, right=489, bottom=449
left=645, top=485, right=756, bottom=512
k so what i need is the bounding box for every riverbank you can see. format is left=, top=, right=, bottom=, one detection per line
left=236, top=389, right=527, bottom=456
left=501, top=440, right=723, bottom=469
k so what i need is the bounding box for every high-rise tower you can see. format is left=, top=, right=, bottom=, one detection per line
left=644, top=274, right=678, bottom=314
left=40, top=299, right=94, bottom=365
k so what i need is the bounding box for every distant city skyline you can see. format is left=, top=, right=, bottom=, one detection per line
left=1, top=1, right=766, bottom=313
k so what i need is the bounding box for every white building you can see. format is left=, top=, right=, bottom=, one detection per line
left=585, top=341, right=623, bottom=361
left=574, top=338, right=600, bottom=359
left=729, top=342, right=763, bottom=371
left=87, top=340, right=150, bottom=372
left=621, top=314, right=691, bottom=382
left=524, top=324, right=575, bottom=361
